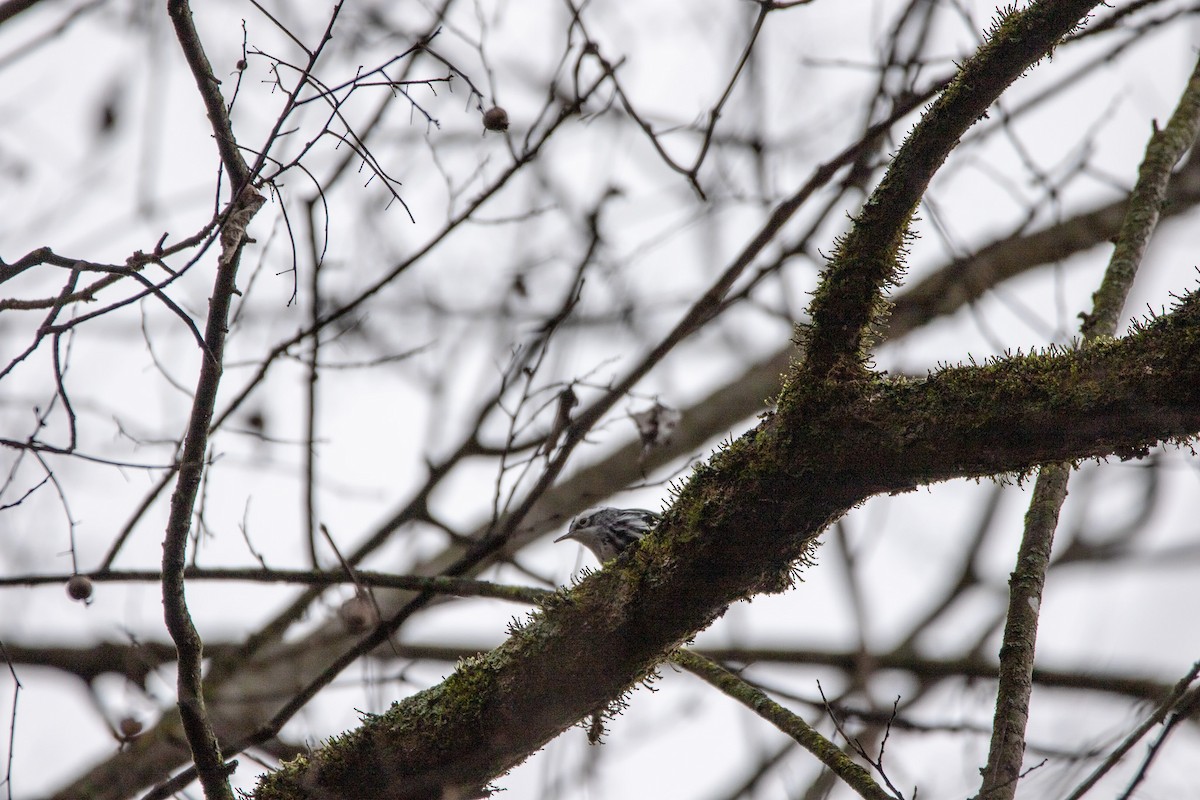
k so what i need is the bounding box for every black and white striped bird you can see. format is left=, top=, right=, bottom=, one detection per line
left=555, top=507, right=661, bottom=563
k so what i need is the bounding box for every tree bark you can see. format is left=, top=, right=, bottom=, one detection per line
left=255, top=293, right=1200, bottom=799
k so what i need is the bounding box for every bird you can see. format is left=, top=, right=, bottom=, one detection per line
left=555, top=507, right=661, bottom=563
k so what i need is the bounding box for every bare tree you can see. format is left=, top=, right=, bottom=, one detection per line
left=2, top=1, right=1200, bottom=799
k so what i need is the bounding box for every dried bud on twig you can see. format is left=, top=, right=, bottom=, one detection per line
left=339, top=594, right=379, bottom=634
left=482, top=106, right=509, bottom=132
left=539, top=386, right=578, bottom=456
left=630, top=401, right=682, bottom=456
left=66, top=575, right=93, bottom=602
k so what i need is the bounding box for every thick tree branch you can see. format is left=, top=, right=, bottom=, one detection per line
left=255, top=290, right=1200, bottom=799
left=803, top=0, right=1099, bottom=379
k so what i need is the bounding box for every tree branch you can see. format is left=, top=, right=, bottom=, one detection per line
left=674, top=649, right=895, bottom=800
left=162, top=3, right=264, bottom=797
left=167, top=0, right=251, bottom=189
left=255, top=291, right=1200, bottom=799
left=803, top=0, right=1100, bottom=379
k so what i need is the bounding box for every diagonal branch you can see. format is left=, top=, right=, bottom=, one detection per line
left=1062, top=660, right=1200, bottom=800
left=255, top=293, right=1200, bottom=799
left=168, top=0, right=251, bottom=189
left=674, top=649, right=895, bottom=800
left=803, top=0, right=1100, bottom=379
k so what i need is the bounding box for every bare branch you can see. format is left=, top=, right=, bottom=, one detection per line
left=675, top=649, right=896, bottom=800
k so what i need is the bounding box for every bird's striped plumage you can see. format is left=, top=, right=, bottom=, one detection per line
left=555, top=507, right=660, bottom=563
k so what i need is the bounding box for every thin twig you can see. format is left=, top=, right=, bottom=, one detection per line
left=675, top=650, right=897, bottom=800
left=1062, top=661, right=1200, bottom=800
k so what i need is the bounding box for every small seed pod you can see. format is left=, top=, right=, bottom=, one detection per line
left=482, top=106, right=509, bottom=132
left=66, top=575, right=93, bottom=602
left=118, top=717, right=144, bottom=739
left=338, top=595, right=378, bottom=634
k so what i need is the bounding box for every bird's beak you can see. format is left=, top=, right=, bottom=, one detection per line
left=555, top=524, right=596, bottom=543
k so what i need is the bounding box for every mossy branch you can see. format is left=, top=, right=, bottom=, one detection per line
left=802, top=0, right=1100, bottom=380
left=255, top=291, right=1200, bottom=800
left=1081, top=54, right=1200, bottom=340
